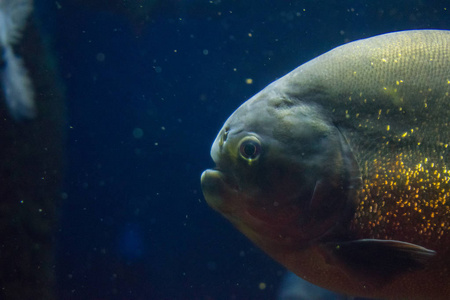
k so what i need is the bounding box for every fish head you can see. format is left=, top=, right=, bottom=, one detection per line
left=201, top=91, right=361, bottom=249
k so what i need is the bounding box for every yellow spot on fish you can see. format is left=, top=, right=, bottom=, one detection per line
left=245, top=78, right=253, bottom=84
left=381, top=58, right=387, bottom=62
left=387, top=125, right=390, bottom=131
left=401, top=132, right=407, bottom=138
left=258, top=282, right=266, bottom=290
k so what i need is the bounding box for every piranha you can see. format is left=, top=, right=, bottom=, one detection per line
left=201, top=30, right=450, bottom=300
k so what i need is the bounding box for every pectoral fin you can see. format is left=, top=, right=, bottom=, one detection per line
left=325, top=239, right=436, bottom=287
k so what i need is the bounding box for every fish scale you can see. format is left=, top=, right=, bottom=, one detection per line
left=351, top=150, right=450, bottom=247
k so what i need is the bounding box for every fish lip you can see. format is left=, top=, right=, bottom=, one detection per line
left=201, top=168, right=239, bottom=192
left=200, top=169, right=226, bottom=210
left=201, top=167, right=240, bottom=214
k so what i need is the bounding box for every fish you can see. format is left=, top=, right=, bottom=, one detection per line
left=0, top=0, right=35, bottom=120
left=201, top=30, right=450, bottom=300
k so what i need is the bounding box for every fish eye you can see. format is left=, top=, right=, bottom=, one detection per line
left=239, top=136, right=261, bottom=161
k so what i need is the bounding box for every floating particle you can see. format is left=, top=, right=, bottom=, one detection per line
left=133, top=128, right=144, bottom=139
left=96, top=53, right=105, bottom=62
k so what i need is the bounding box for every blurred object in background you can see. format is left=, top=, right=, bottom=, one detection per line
left=0, top=0, right=65, bottom=299
left=278, top=272, right=376, bottom=300
left=0, top=0, right=35, bottom=120
left=278, top=271, right=350, bottom=300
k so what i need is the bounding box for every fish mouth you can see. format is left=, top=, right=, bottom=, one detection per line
left=200, top=168, right=239, bottom=211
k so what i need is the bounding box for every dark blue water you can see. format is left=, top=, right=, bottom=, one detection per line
left=43, top=1, right=449, bottom=299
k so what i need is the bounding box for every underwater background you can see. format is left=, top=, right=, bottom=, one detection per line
left=31, top=0, right=449, bottom=299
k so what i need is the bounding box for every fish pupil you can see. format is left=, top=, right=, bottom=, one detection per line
left=244, top=144, right=255, bottom=156
left=240, top=141, right=260, bottom=159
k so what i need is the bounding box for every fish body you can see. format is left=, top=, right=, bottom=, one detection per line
left=201, top=30, right=450, bottom=299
